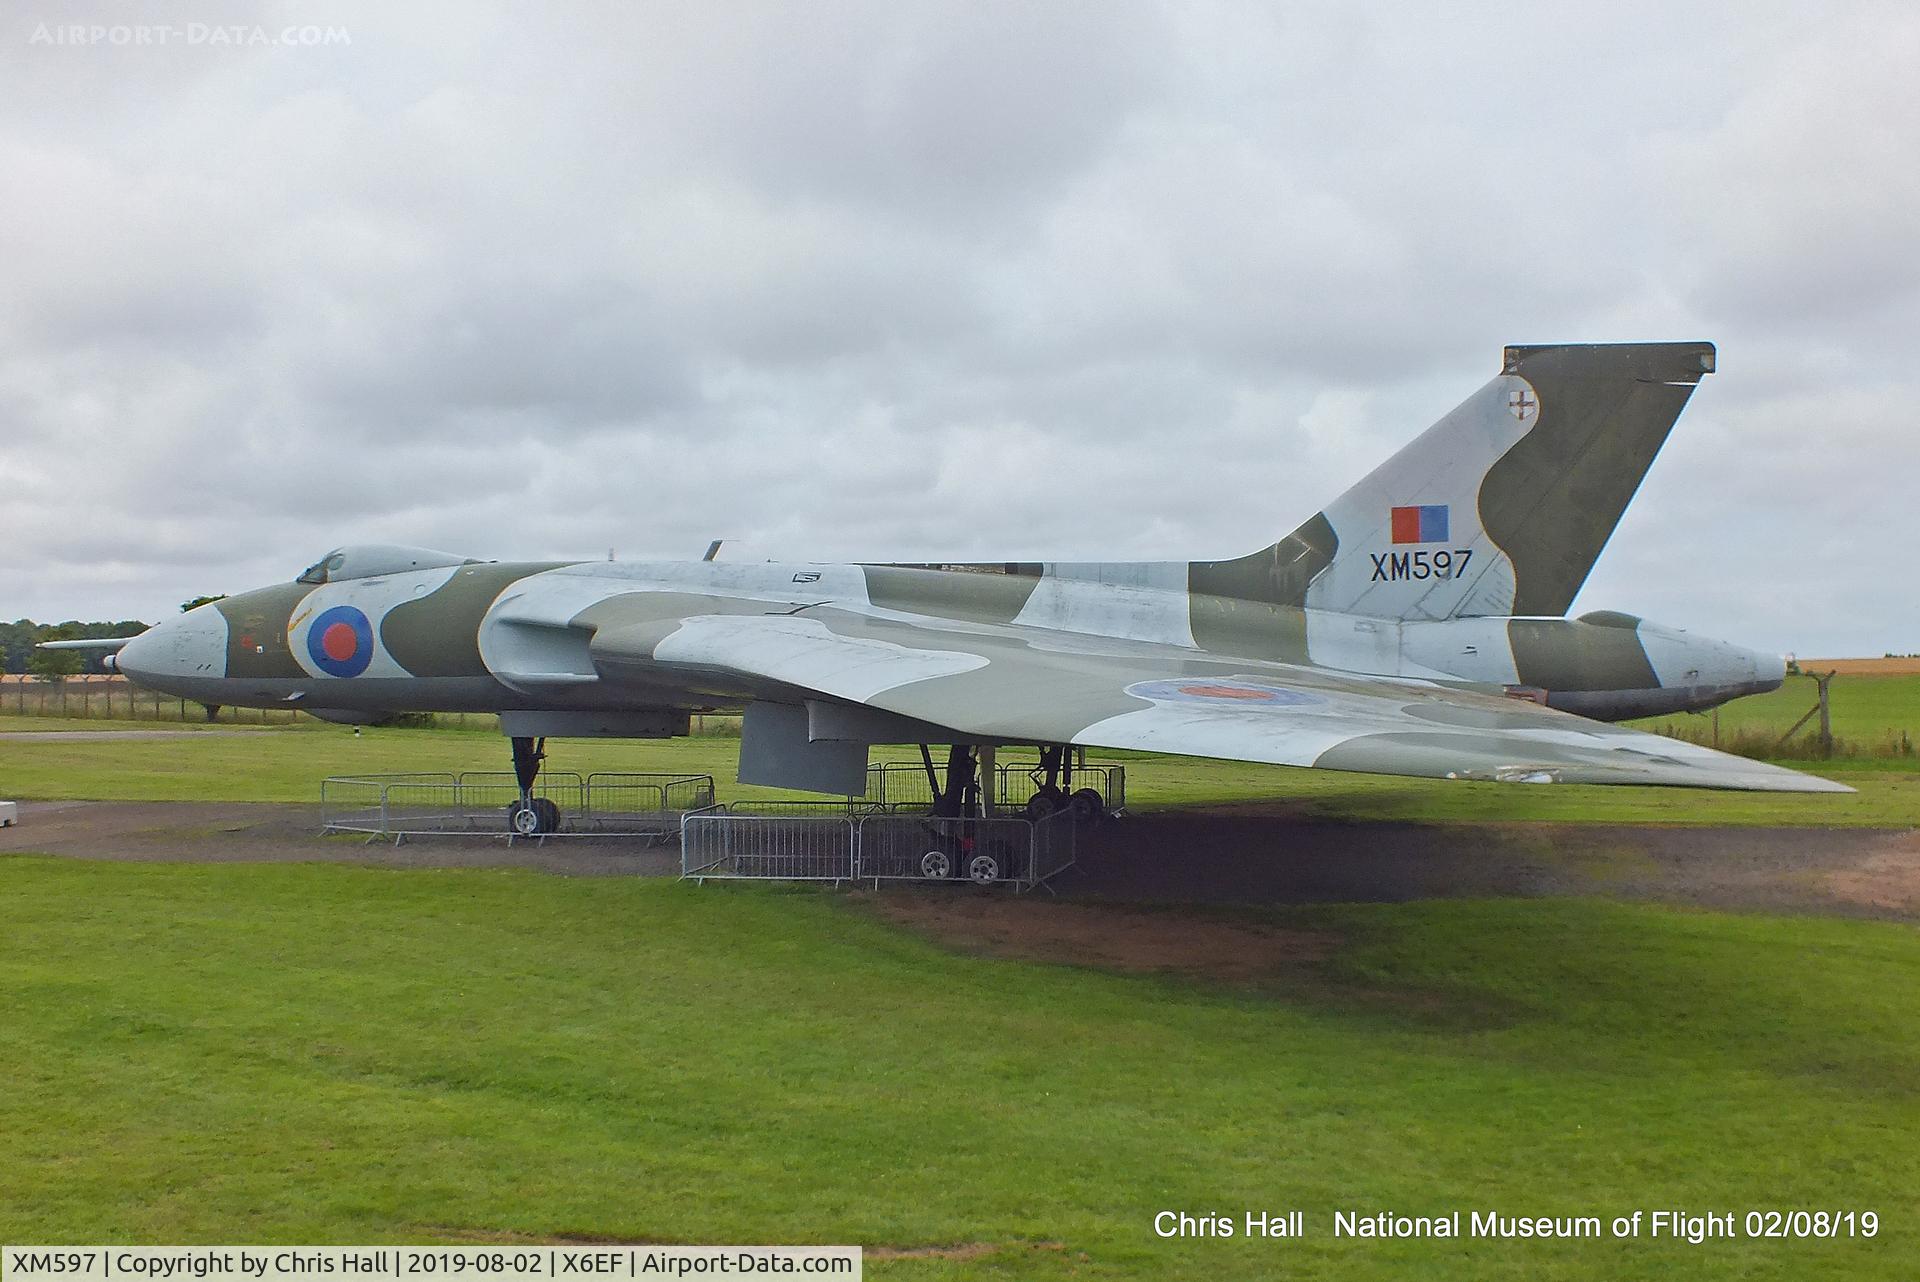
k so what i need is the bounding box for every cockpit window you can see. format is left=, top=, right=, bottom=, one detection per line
left=295, top=545, right=477, bottom=585
left=297, top=551, right=348, bottom=585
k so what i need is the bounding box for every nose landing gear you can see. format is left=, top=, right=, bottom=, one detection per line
left=505, top=735, right=563, bottom=836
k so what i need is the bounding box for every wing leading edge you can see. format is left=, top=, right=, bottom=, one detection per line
left=586, top=603, right=1848, bottom=794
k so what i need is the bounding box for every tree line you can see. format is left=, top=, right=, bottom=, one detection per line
left=1, top=596, right=224, bottom=677
left=0, top=619, right=146, bottom=677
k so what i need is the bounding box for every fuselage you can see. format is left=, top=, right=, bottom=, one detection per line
left=116, top=551, right=1783, bottom=725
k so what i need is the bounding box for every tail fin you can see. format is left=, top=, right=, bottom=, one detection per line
left=1191, top=341, right=1716, bottom=621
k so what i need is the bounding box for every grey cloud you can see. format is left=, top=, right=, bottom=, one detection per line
left=1, top=0, right=1915, bottom=657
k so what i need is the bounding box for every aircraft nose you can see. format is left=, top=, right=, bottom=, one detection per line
left=118, top=604, right=229, bottom=693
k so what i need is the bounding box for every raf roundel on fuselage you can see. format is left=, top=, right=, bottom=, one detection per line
left=290, top=545, right=481, bottom=679
left=306, top=604, right=375, bottom=678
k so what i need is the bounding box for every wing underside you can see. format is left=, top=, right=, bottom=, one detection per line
left=569, top=594, right=1847, bottom=794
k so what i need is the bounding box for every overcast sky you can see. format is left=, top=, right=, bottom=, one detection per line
left=2, top=1, right=1914, bottom=655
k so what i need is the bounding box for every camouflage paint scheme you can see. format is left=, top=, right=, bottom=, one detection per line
left=110, top=342, right=1841, bottom=795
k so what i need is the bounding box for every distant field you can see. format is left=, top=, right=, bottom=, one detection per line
left=0, top=859, right=1915, bottom=1278
left=1796, top=658, right=1920, bottom=676
left=2, top=712, right=1915, bottom=827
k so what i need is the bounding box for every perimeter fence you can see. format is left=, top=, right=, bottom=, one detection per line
left=0, top=673, right=298, bottom=723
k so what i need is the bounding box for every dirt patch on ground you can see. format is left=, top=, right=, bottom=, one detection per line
left=862, top=889, right=1524, bottom=1028
left=420, top=1228, right=637, bottom=1245
left=867, top=892, right=1340, bottom=982
left=1820, top=829, right=1920, bottom=913
left=1074, top=810, right=1920, bottom=921
left=3, top=800, right=1915, bottom=924
left=865, top=1242, right=1004, bottom=1262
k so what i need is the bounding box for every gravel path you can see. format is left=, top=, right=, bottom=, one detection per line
left=0, top=800, right=680, bottom=876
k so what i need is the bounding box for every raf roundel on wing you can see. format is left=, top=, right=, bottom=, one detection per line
left=307, top=605, right=375, bottom=678
left=1124, top=679, right=1324, bottom=708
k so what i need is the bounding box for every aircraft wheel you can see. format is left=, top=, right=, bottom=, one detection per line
left=1024, top=790, right=1066, bottom=821
left=1069, top=788, right=1105, bottom=824
left=920, top=850, right=952, bottom=879
left=967, top=852, right=1002, bottom=885
left=532, top=797, right=563, bottom=834
left=507, top=800, right=543, bottom=836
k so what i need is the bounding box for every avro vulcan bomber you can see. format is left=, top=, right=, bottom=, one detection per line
left=61, top=342, right=1845, bottom=832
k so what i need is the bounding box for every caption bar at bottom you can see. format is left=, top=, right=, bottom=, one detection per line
left=3, top=1248, right=860, bottom=1281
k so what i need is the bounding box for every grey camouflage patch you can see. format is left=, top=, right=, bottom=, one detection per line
left=1480, top=342, right=1714, bottom=616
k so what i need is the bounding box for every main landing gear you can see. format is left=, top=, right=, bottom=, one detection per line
left=912, top=744, right=1014, bottom=883
left=925, top=743, right=980, bottom=820
left=506, top=735, right=562, bottom=836
left=908, top=742, right=1102, bottom=885
left=1021, top=744, right=1105, bottom=824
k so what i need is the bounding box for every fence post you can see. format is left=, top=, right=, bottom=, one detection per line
left=1816, top=671, right=1835, bottom=758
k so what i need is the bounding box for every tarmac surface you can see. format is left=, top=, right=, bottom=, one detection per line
left=2, top=799, right=1915, bottom=921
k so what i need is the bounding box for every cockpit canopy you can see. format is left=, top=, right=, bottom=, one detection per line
left=297, top=545, right=480, bottom=585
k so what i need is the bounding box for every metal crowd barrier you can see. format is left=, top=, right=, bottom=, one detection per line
left=679, top=806, right=1077, bottom=891
left=721, top=798, right=888, bottom=818
left=856, top=814, right=1036, bottom=884
left=680, top=812, right=858, bottom=881
left=1026, top=809, right=1078, bottom=886
left=319, top=767, right=1085, bottom=887
left=321, top=771, right=717, bottom=843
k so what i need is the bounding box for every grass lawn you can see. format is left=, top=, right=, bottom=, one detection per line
left=1632, top=671, right=1920, bottom=758
left=1720, top=671, right=1920, bottom=741
left=0, top=858, right=1914, bottom=1278
left=3, top=713, right=1916, bottom=827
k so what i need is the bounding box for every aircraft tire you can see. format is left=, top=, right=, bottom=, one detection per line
left=1024, top=791, right=1065, bottom=821
left=1069, top=788, right=1105, bottom=824
left=532, top=797, right=563, bottom=834
left=920, top=850, right=952, bottom=879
